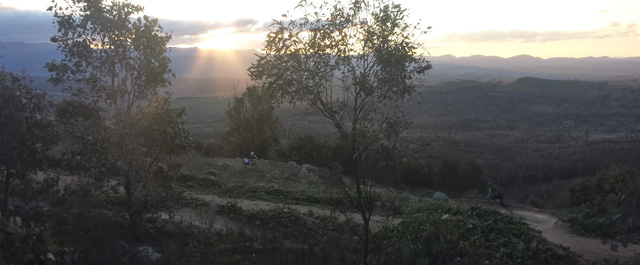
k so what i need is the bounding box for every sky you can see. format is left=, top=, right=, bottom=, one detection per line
left=1, top=0, right=639, bottom=58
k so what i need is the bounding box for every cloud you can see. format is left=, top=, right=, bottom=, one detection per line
left=163, top=18, right=267, bottom=36
left=0, top=5, right=268, bottom=46
left=0, top=7, right=54, bottom=43
left=438, top=23, right=640, bottom=44
left=161, top=19, right=225, bottom=36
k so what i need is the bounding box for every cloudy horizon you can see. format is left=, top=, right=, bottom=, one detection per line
left=1, top=0, right=639, bottom=59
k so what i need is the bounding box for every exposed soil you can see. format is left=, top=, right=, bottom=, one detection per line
left=513, top=207, right=640, bottom=264
left=173, top=196, right=640, bottom=264
left=455, top=199, right=640, bottom=264
left=38, top=172, right=640, bottom=264
left=173, top=194, right=400, bottom=232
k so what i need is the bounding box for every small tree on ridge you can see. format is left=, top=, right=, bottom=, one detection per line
left=249, top=0, right=431, bottom=263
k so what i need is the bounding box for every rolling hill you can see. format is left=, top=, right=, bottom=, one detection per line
left=3, top=41, right=640, bottom=98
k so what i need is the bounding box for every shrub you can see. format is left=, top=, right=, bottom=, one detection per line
left=565, top=164, right=640, bottom=239
left=54, top=99, right=108, bottom=172
left=396, top=157, right=434, bottom=187
left=288, top=134, right=349, bottom=170
left=217, top=203, right=360, bottom=264
left=1, top=216, right=72, bottom=265
left=382, top=201, right=580, bottom=265
left=193, top=140, right=224, bottom=157
left=434, top=158, right=485, bottom=192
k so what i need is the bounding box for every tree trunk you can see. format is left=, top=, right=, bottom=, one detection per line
left=353, top=151, right=371, bottom=265
left=2, top=171, right=11, bottom=216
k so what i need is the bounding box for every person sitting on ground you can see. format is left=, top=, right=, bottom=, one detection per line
left=486, top=181, right=505, bottom=206
left=243, top=157, right=250, bottom=166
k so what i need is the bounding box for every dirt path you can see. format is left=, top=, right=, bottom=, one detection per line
left=455, top=200, right=640, bottom=264
left=512, top=207, right=640, bottom=264
left=171, top=194, right=400, bottom=232
left=171, top=195, right=640, bottom=264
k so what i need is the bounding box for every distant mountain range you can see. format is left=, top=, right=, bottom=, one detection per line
left=430, top=54, right=640, bottom=81
left=2, top=41, right=640, bottom=97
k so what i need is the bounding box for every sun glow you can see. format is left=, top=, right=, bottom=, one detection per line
left=195, top=28, right=264, bottom=50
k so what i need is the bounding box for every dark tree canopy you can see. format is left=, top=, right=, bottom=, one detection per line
left=46, top=0, right=188, bottom=237
left=224, top=85, right=280, bottom=157
left=55, top=99, right=108, bottom=171
left=249, top=0, right=431, bottom=156
left=0, top=69, right=56, bottom=213
left=248, top=1, right=431, bottom=263
left=47, top=0, right=174, bottom=114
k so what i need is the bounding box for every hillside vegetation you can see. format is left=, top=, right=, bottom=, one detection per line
left=177, top=77, right=640, bottom=203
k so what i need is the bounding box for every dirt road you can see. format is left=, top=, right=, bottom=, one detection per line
left=509, top=207, right=640, bottom=264
left=173, top=195, right=640, bottom=264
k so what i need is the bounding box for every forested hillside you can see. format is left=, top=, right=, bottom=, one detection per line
left=403, top=78, right=640, bottom=202
left=176, top=77, right=640, bottom=205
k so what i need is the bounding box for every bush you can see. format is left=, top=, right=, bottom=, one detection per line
left=217, top=202, right=360, bottom=264
left=434, top=158, right=485, bottom=192
left=287, top=134, right=349, bottom=170
left=193, top=140, right=224, bottom=157
left=396, top=157, right=435, bottom=187
left=1, top=216, right=72, bottom=265
left=382, top=201, right=580, bottom=265
left=54, top=99, right=109, bottom=172
left=564, top=164, right=640, bottom=239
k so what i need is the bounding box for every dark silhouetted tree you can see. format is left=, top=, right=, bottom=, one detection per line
left=224, top=85, right=280, bottom=157
left=47, top=0, right=173, bottom=114
left=248, top=0, right=431, bottom=263
left=47, top=0, right=188, bottom=237
left=0, top=70, right=56, bottom=214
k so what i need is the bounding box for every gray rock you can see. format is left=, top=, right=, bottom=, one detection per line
left=432, top=191, right=449, bottom=201
left=288, top=161, right=297, bottom=166
left=342, top=177, right=351, bottom=186
left=214, top=162, right=233, bottom=171
left=299, top=167, right=309, bottom=178
left=205, top=169, right=217, bottom=177
left=529, top=240, right=537, bottom=250
left=113, top=240, right=129, bottom=252
left=309, top=173, right=320, bottom=183
left=266, top=170, right=281, bottom=178
left=302, top=164, right=318, bottom=170
left=90, top=210, right=113, bottom=221
left=408, top=195, right=420, bottom=203
left=136, top=245, right=155, bottom=257
left=517, top=240, right=526, bottom=250
left=610, top=243, right=619, bottom=252
left=136, top=245, right=161, bottom=261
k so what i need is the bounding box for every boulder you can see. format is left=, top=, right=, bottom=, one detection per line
left=309, top=174, right=320, bottom=183
left=342, top=177, right=351, bottom=186
left=517, top=240, right=526, bottom=250
left=432, top=191, right=449, bottom=201
left=205, top=169, right=217, bottom=177
left=136, top=245, right=161, bottom=262
left=299, top=167, right=309, bottom=178
left=214, top=162, right=232, bottom=171
left=407, top=195, right=420, bottom=203
left=288, top=161, right=297, bottom=166
left=89, top=210, right=113, bottom=221
left=302, top=164, right=318, bottom=170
